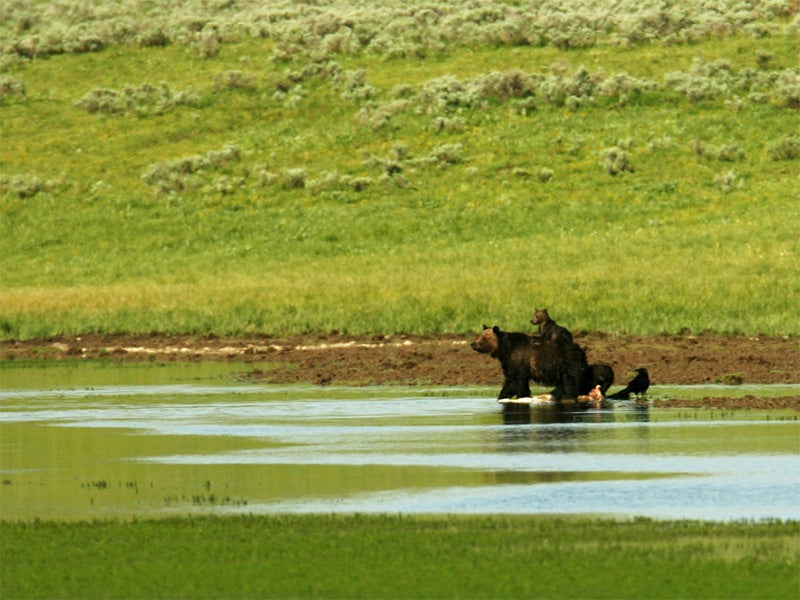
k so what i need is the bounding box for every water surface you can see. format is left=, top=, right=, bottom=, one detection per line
left=1, top=362, right=798, bottom=521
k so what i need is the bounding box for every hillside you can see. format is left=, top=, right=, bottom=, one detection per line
left=2, top=1, right=798, bottom=338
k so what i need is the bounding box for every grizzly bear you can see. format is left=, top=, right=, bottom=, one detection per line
left=471, top=325, right=588, bottom=400
left=530, top=308, right=573, bottom=344
left=582, top=363, right=615, bottom=396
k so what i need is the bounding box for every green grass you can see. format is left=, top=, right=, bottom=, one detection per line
left=2, top=4, right=799, bottom=339
left=1, top=515, right=798, bottom=599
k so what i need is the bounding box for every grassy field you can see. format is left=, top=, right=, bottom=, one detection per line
left=1, top=1, right=799, bottom=338
left=2, top=515, right=798, bottom=599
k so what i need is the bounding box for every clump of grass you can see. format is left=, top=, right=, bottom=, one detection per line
left=715, top=373, right=744, bottom=385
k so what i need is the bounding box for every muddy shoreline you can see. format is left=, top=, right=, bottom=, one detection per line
left=2, top=332, right=799, bottom=410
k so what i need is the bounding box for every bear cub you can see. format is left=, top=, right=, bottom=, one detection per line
left=530, top=308, right=573, bottom=344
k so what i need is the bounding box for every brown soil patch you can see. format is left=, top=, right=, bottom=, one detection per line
left=2, top=332, right=798, bottom=410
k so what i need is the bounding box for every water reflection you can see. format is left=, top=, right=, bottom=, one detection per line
left=1, top=364, right=799, bottom=521
left=501, top=402, right=650, bottom=426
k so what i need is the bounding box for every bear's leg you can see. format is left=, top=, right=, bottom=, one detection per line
left=516, top=376, right=532, bottom=399
left=550, top=375, right=574, bottom=401
left=498, top=378, right=518, bottom=400
left=561, top=371, right=584, bottom=399
left=498, top=374, right=531, bottom=400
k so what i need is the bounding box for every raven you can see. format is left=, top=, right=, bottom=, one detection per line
left=608, top=367, right=650, bottom=400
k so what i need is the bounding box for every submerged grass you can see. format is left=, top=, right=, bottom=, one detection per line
left=2, top=2, right=799, bottom=338
left=1, top=515, right=798, bottom=599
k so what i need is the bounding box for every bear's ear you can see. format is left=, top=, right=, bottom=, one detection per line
left=492, top=325, right=501, bottom=334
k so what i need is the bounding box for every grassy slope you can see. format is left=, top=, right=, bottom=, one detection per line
left=1, top=14, right=799, bottom=338
left=2, top=516, right=798, bottom=599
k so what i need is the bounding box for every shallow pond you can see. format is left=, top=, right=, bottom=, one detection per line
left=1, top=362, right=798, bottom=521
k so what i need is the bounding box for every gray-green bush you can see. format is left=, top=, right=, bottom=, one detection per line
left=3, top=0, right=795, bottom=62
left=767, top=134, right=800, bottom=160
left=75, top=82, right=200, bottom=115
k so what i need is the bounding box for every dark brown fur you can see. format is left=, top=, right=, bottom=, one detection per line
left=582, top=363, right=615, bottom=395
left=471, top=325, right=588, bottom=400
left=530, top=308, right=573, bottom=344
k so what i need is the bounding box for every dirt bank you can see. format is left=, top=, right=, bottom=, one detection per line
left=2, top=332, right=798, bottom=409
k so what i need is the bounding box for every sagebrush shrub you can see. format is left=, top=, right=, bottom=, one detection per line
left=773, top=69, right=800, bottom=109
left=306, top=170, right=340, bottom=193
left=334, top=69, right=377, bottom=102
left=425, top=143, right=464, bottom=166
left=75, top=83, right=199, bottom=115
left=0, top=173, right=42, bottom=198
left=141, top=145, right=241, bottom=194
left=766, top=134, right=800, bottom=160
left=714, top=169, right=744, bottom=192
left=192, top=31, right=220, bottom=58
left=213, top=70, right=256, bottom=91
left=206, top=145, right=241, bottom=168
left=665, top=59, right=733, bottom=102
left=282, top=168, right=307, bottom=189
left=536, top=167, right=554, bottom=183
left=0, top=76, right=26, bottom=102
left=356, top=100, right=410, bottom=130
left=135, top=27, right=170, bottom=48
left=693, top=141, right=746, bottom=162
left=2, top=0, right=795, bottom=64
left=430, top=116, right=464, bottom=133
left=74, top=88, right=130, bottom=114
left=600, top=147, right=634, bottom=175
left=473, top=69, right=534, bottom=100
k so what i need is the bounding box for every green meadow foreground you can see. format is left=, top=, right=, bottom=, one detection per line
left=1, top=516, right=798, bottom=599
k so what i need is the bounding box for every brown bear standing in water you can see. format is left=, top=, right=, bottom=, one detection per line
left=530, top=308, right=573, bottom=344
left=471, top=325, right=587, bottom=400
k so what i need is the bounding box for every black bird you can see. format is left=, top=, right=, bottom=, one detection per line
left=608, top=368, right=650, bottom=400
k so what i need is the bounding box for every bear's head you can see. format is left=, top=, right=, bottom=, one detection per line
left=530, top=308, right=549, bottom=326
left=471, top=325, right=500, bottom=355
